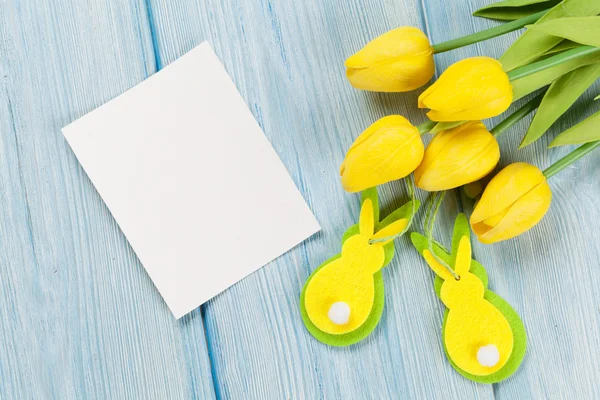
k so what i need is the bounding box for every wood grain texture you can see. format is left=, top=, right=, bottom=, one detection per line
left=0, top=0, right=215, bottom=398
left=0, top=0, right=599, bottom=398
left=144, top=0, right=488, bottom=398
left=423, top=1, right=600, bottom=398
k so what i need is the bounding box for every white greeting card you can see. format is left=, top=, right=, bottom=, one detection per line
left=63, top=42, right=320, bottom=318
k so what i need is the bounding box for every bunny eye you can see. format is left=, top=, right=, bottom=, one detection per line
left=477, top=344, right=500, bottom=367
left=328, top=302, right=351, bottom=325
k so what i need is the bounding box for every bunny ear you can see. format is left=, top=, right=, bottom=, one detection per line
left=371, top=199, right=421, bottom=244
left=454, top=236, right=472, bottom=277
left=371, top=218, right=409, bottom=244
left=359, top=198, right=375, bottom=236
left=451, top=214, right=470, bottom=263
left=361, top=187, right=380, bottom=224
left=411, top=232, right=455, bottom=281
left=423, top=249, right=456, bottom=281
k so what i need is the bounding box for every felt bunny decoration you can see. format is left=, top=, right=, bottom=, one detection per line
left=411, top=214, right=527, bottom=384
left=301, top=187, right=419, bottom=346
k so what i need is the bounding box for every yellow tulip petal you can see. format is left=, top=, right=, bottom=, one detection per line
left=418, top=57, right=512, bottom=121
left=426, top=92, right=513, bottom=122
left=475, top=181, right=552, bottom=244
left=345, top=26, right=431, bottom=68
left=483, top=207, right=510, bottom=228
left=341, top=115, right=424, bottom=192
left=414, top=122, right=467, bottom=184
left=419, top=58, right=506, bottom=110
left=464, top=180, right=484, bottom=199
left=470, top=163, right=545, bottom=225
left=415, top=121, right=500, bottom=191
left=347, top=52, right=435, bottom=92
left=345, top=27, right=434, bottom=92
left=346, top=115, right=410, bottom=153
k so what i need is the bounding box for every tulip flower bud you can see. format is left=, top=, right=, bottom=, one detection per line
left=340, top=115, right=424, bottom=192
left=464, top=180, right=484, bottom=199
left=470, top=163, right=552, bottom=244
left=418, top=57, right=513, bottom=121
left=345, top=27, right=435, bottom=93
left=414, top=121, right=500, bottom=191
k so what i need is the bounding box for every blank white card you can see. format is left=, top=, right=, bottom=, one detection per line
left=63, top=42, right=320, bottom=318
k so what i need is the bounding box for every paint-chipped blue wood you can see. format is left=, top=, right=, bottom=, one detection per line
left=0, top=0, right=599, bottom=398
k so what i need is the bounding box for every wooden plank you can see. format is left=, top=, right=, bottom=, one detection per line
left=424, top=0, right=600, bottom=397
left=0, top=1, right=215, bottom=398
left=2, top=0, right=598, bottom=396
left=145, top=0, right=495, bottom=397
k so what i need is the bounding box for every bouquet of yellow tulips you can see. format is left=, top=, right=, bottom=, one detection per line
left=342, top=0, right=600, bottom=244
left=300, top=0, right=600, bottom=383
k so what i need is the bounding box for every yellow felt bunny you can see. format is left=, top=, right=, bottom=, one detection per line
left=412, top=213, right=526, bottom=383
left=304, top=197, right=408, bottom=335
left=423, top=235, right=513, bottom=375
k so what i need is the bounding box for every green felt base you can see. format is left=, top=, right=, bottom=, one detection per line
left=299, top=254, right=386, bottom=347
left=431, top=243, right=527, bottom=383
left=411, top=214, right=527, bottom=384
left=441, top=292, right=527, bottom=384
left=299, top=187, right=420, bottom=347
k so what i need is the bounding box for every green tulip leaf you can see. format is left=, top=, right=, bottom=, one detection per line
left=430, top=121, right=465, bottom=134
left=474, top=0, right=560, bottom=21
left=511, top=50, right=600, bottom=100
left=549, top=109, right=600, bottom=147
left=595, top=94, right=600, bottom=101
left=542, top=40, right=580, bottom=56
left=527, top=17, right=600, bottom=47
left=520, top=63, right=600, bottom=148
left=500, top=0, right=600, bottom=71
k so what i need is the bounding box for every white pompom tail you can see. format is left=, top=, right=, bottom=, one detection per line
left=477, top=344, right=500, bottom=367
left=328, top=302, right=351, bottom=325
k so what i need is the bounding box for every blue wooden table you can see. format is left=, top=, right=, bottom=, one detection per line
left=1, top=0, right=599, bottom=398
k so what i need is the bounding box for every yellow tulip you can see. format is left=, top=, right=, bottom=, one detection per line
left=340, top=115, right=424, bottom=192
left=418, top=57, right=513, bottom=121
left=414, top=121, right=500, bottom=191
left=345, top=27, right=435, bottom=92
left=463, top=180, right=484, bottom=199
left=470, top=163, right=552, bottom=244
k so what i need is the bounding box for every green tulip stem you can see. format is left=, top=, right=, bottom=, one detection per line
left=543, top=140, right=600, bottom=179
left=508, top=46, right=600, bottom=81
left=431, top=10, right=547, bottom=54
left=490, top=91, right=546, bottom=137
left=417, top=120, right=437, bottom=135
left=423, top=191, right=460, bottom=280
